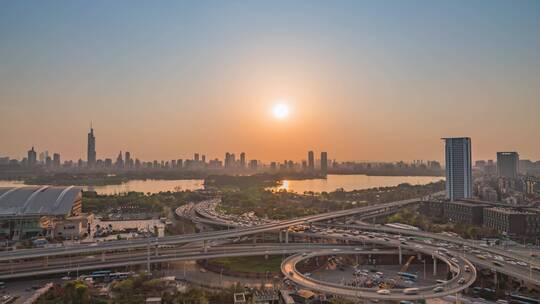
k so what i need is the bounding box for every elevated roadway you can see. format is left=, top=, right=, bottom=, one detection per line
left=0, top=198, right=419, bottom=261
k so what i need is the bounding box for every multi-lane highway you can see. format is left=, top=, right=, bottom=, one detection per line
left=0, top=243, right=358, bottom=279
left=0, top=198, right=419, bottom=261
left=2, top=195, right=538, bottom=300
left=188, top=198, right=540, bottom=287
left=282, top=247, right=476, bottom=301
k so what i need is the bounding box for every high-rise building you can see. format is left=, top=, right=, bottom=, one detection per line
left=115, top=151, right=124, bottom=168
left=224, top=152, right=231, bottom=168
left=201, top=155, right=206, bottom=163
left=53, top=153, right=61, bottom=167
left=497, top=152, right=519, bottom=179
left=308, top=151, right=315, bottom=171
left=125, top=151, right=131, bottom=168
left=194, top=153, right=199, bottom=162
left=27, top=146, right=37, bottom=166
left=320, top=152, right=328, bottom=175
left=249, top=159, right=258, bottom=170
left=240, top=152, right=246, bottom=168
left=443, top=137, right=472, bottom=201
left=87, top=126, right=96, bottom=167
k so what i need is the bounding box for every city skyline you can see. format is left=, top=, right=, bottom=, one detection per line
left=1, top=1, right=540, bottom=162
left=2, top=125, right=540, bottom=165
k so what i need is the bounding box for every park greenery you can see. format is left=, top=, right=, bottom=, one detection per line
left=36, top=276, right=245, bottom=304
left=82, top=190, right=209, bottom=216
left=217, top=179, right=445, bottom=220
left=36, top=280, right=99, bottom=304
left=208, top=256, right=283, bottom=273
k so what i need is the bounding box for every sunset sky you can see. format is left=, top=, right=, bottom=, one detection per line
left=1, top=1, right=539, bottom=163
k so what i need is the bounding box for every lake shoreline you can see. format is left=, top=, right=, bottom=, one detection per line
left=0, top=174, right=443, bottom=195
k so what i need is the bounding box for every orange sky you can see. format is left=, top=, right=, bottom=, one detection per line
left=1, top=1, right=539, bottom=163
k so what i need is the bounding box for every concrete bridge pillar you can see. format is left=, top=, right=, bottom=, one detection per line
left=147, top=242, right=151, bottom=273
left=203, top=240, right=208, bottom=253
left=433, top=255, right=437, bottom=276
left=278, top=230, right=282, bottom=243
left=398, top=245, right=402, bottom=265
left=285, top=230, right=289, bottom=244
left=101, top=251, right=106, bottom=262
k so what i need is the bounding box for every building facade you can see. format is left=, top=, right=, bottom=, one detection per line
left=0, top=186, right=91, bottom=240
left=87, top=127, right=96, bottom=167
left=321, top=152, right=328, bottom=175
left=443, top=137, right=472, bottom=201
left=497, top=152, right=519, bottom=179
left=483, top=207, right=540, bottom=237
left=308, top=151, right=315, bottom=172
left=442, top=200, right=486, bottom=225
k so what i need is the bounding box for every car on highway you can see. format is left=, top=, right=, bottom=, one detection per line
left=403, top=288, right=419, bottom=295
left=458, top=278, right=466, bottom=284
left=376, top=289, right=391, bottom=295
left=433, top=286, right=444, bottom=293
left=464, top=265, right=471, bottom=272
left=493, top=261, right=503, bottom=267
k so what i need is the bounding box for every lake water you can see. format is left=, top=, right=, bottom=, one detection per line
left=0, top=179, right=205, bottom=195
left=0, top=174, right=443, bottom=195
left=269, top=174, right=444, bottom=193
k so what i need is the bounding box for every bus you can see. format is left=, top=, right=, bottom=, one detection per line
left=89, top=270, right=112, bottom=280
left=397, top=272, right=418, bottom=281
left=109, top=272, right=131, bottom=280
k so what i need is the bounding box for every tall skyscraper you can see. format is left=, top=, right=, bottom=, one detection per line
left=27, top=146, right=37, bottom=166
left=443, top=137, right=472, bottom=201
left=308, top=151, right=315, bottom=171
left=497, top=152, right=519, bottom=179
left=125, top=151, right=131, bottom=168
left=87, top=126, right=96, bottom=167
left=115, top=151, right=124, bottom=168
left=194, top=153, right=199, bottom=162
left=320, top=152, right=328, bottom=175
left=240, top=152, right=246, bottom=168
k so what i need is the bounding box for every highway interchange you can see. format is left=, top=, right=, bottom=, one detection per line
left=1, top=196, right=539, bottom=301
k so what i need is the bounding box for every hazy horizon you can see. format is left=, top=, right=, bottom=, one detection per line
left=1, top=1, right=539, bottom=162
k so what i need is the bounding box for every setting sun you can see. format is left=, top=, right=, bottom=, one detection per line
left=272, top=102, right=290, bottom=119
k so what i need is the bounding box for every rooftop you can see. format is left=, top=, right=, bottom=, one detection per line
left=485, top=207, right=535, bottom=215
left=0, top=186, right=82, bottom=218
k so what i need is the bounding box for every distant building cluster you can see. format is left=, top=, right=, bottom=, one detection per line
left=442, top=137, right=540, bottom=205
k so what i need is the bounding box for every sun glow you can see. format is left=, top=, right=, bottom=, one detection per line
left=272, top=102, right=290, bottom=119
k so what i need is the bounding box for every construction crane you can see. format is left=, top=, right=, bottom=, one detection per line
left=400, top=256, right=416, bottom=273
left=381, top=256, right=417, bottom=289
